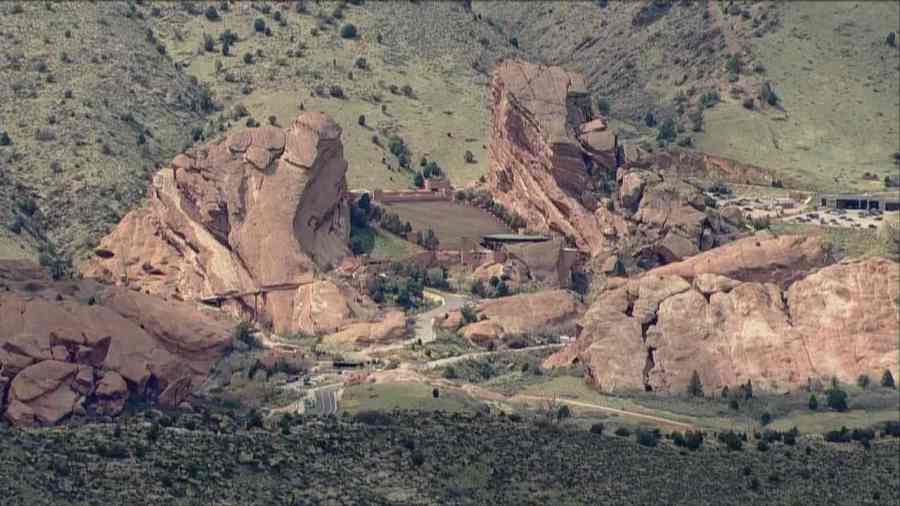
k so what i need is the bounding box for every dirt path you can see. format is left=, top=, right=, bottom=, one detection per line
left=515, top=395, right=696, bottom=430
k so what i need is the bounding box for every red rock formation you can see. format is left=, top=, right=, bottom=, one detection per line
left=0, top=260, right=233, bottom=426
left=440, top=289, right=583, bottom=347
left=544, top=256, right=899, bottom=394
left=487, top=60, right=612, bottom=254
left=82, top=113, right=360, bottom=335
left=485, top=61, right=746, bottom=261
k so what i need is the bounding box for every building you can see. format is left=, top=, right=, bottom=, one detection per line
left=819, top=193, right=900, bottom=211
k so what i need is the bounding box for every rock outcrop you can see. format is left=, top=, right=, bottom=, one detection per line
left=320, top=311, right=409, bottom=347
left=0, top=260, right=233, bottom=426
left=82, top=113, right=362, bottom=335
left=440, top=290, right=583, bottom=346
left=544, top=256, right=899, bottom=394
left=485, top=61, right=746, bottom=262
left=487, top=60, right=614, bottom=254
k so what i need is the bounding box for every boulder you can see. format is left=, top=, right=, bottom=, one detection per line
left=95, top=371, right=129, bottom=416
left=5, top=361, right=84, bottom=426
left=456, top=290, right=583, bottom=346
left=321, top=311, right=409, bottom=347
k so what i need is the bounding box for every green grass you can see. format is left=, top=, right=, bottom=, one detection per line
left=370, top=228, right=422, bottom=259
left=770, top=221, right=895, bottom=259
left=769, top=408, right=900, bottom=434
left=340, top=382, right=479, bottom=414
left=156, top=1, right=492, bottom=192
left=381, top=201, right=509, bottom=249
left=695, top=1, right=900, bottom=192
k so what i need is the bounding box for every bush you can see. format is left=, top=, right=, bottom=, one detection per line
left=233, top=321, right=258, bottom=348
left=205, top=6, right=219, bottom=20
left=636, top=430, right=658, bottom=447
left=826, top=387, right=848, bottom=412
left=401, top=84, right=414, bottom=97
left=464, top=150, right=475, bottom=163
left=597, top=97, right=611, bottom=115
left=824, top=426, right=851, bottom=443
left=590, top=423, right=604, bottom=435
left=644, top=111, right=657, bottom=127
left=687, top=370, right=703, bottom=397
left=718, top=430, right=743, bottom=451
left=684, top=430, right=704, bottom=450
left=354, top=410, right=393, bottom=426
left=340, top=23, right=358, bottom=39
left=857, top=374, right=870, bottom=389
left=656, top=118, right=676, bottom=142
left=329, top=85, right=345, bottom=98
left=808, top=393, right=818, bottom=411
left=756, top=440, right=769, bottom=452
left=614, top=427, right=631, bottom=437
left=0, top=131, right=11, bottom=146
left=243, top=52, right=254, bottom=64
left=442, top=366, right=458, bottom=379
left=760, top=412, right=772, bottom=426
left=460, top=304, right=478, bottom=324
left=881, top=370, right=895, bottom=388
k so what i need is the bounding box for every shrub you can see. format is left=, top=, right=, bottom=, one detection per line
left=614, top=427, right=631, bottom=437
left=881, top=370, right=895, bottom=388
left=329, top=85, right=345, bottom=98
left=636, top=430, right=658, bottom=447
left=464, top=150, right=475, bottom=163
left=203, top=33, right=215, bottom=52
left=725, top=55, right=741, bottom=74
left=35, top=128, right=56, bottom=142
left=825, top=387, right=848, bottom=412
left=684, top=430, right=704, bottom=450
left=857, top=374, right=870, bottom=389
left=718, top=430, right=743, bottom=451
left=760, top=412, right=772, bottom=426
left=401, top=84, right=414, bottom=97
left=808, top=393, right=818, bottom=411
left=0, top=131, right=11, bottom=146
left=886, top=31, right=896, bottom=47
left=756, top=440, right=769, bottom=452
left=340, top=23, right=358, bottom=39
left=233, top=321, right=258, bottom=348
left=442, top=366, right=458, bottom=380
left=656, top=119, right=676, bottom=142
left=243, top=52, right=254, bottom=64
left=824, top=426, right=851, bottom=443
left=205, top=6, right=219, bottom=20
left=590, top=423, right=604, bottom=435
left=460, top=304, right=478, bottom=324
left=644, top=111, right=657, bottom=127
left=687, top=370, right=703, bottom=397
left=597, top=97, right=611, bottom=115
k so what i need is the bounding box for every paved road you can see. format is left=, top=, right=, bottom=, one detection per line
left=312, top=384, right=340, bottom=416
left=366, top=289, right=471, bottom=355
left=420, top=343, right=565, bottom=370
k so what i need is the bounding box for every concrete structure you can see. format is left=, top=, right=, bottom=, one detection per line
left=819, top=192, right=900, bottom=211
left=481, top=234, right=551, bottom=250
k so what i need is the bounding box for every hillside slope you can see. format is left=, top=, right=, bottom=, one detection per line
left=0, top=1, right=210, bottom=259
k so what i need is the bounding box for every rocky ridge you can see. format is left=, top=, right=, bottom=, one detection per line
left=81, top=113, right=375, bottom=336
left=544, top=235, right=898, bottom=394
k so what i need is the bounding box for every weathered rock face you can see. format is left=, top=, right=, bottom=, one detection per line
left=82, top=113, right=356, bottom=335
left=544, top=257, right=900, bottom=394
left=485, top=61, right=746, bottom=262
left=0, top=261, right=233, bottom=426
left=441, top=290, right=583, bottom=346
left=487, top=60, right=614, bottom=254
left=320, top=311, right=409, bottom=347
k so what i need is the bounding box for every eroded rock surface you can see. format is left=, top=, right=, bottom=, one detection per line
left=82, top=113, right=359, bottom=335
left=0, top=261, right=233, bottom=426
left=440, top=290, right=583, bottom=346
left=544, top=257, right=899, bottom=394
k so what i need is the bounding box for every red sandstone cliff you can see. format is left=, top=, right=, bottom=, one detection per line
left=82, top=113, right=369, bottom=335
left=543, top=236, right=898, bottom=394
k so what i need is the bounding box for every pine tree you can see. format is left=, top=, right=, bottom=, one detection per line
left=687, top=370, right=703, bottom=397
left=882, top=370, right=896, bottom=389
left=808, top=394, right=818, bottom=411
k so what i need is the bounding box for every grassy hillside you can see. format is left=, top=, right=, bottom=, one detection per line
left=696, top=1, right=900, bottom=192
left=0, top=1, right=210, bottom=260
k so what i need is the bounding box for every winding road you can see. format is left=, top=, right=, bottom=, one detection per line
left=420, top=343, right=565, bottom=370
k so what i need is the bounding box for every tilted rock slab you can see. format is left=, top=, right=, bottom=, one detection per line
left=0, top=261, right=232, bottom=426
left=82, top=113, right=357, bottom=335
left=543, top=256, right=899, bottom=394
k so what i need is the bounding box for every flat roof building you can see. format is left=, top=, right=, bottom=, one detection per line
left=819, top=192, right=900, bottom=212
